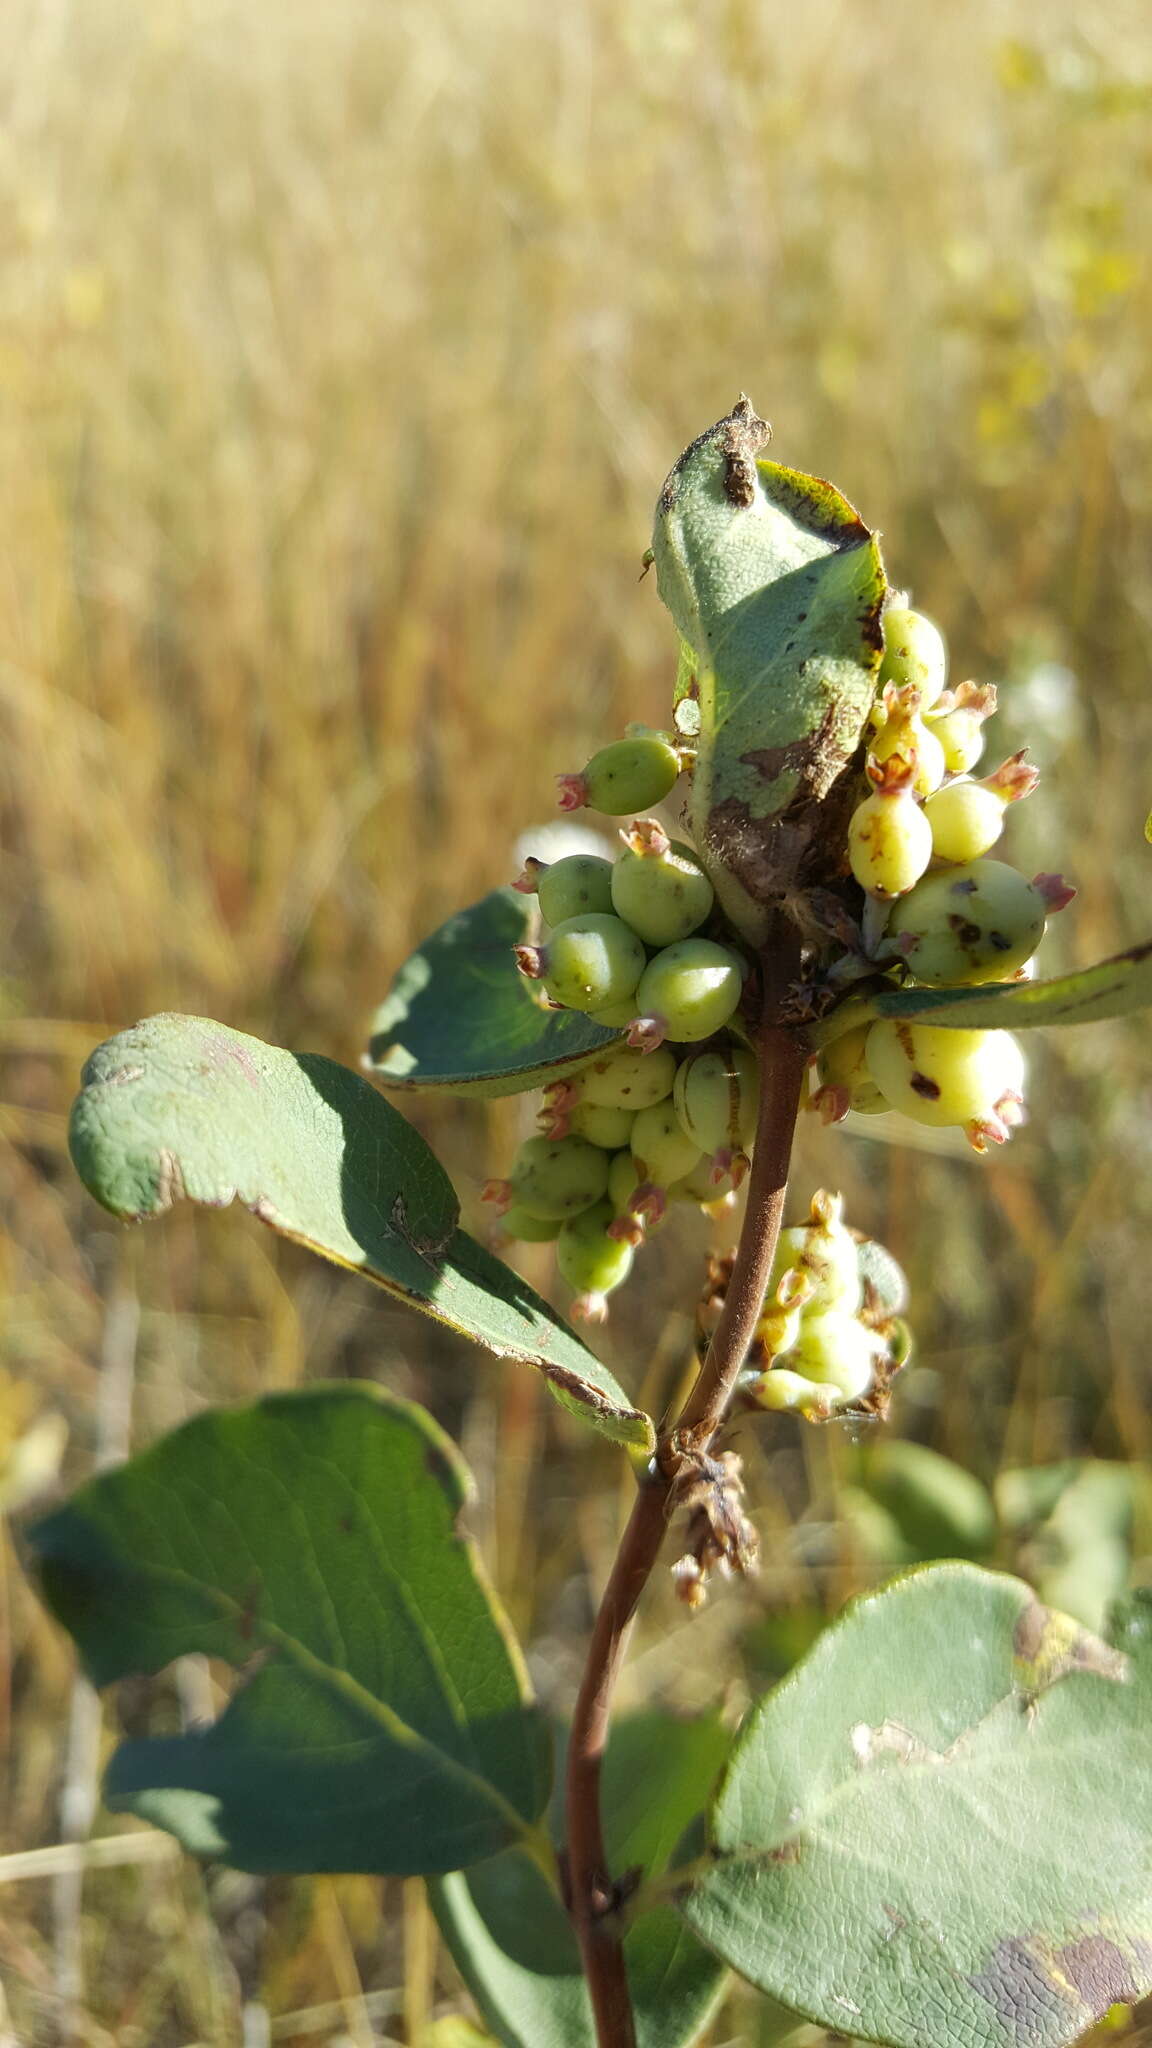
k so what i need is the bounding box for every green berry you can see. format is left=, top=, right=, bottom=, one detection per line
left=630, top=1101, right=703, bottom=1188
left=878, top=606, right=948, bottom=705
left=556, top=1199, right=635, bottom=1320
left=769, top=1191, right=861, bottom=1315
left=928, top=706, right=986, bottom=774
left=922, top=780, right=1006, bottom=864
left=848, top=780, right=933, bottom=900
left=508, top=1135, right=610, bottom=1220
left=886, top=859, right=1047, bottom=985
left=536, top=913, right=647, bottom=1013
left=587, top=997, right=640, bottom=1028
left=864, top=1021, right=1026, bottom=1148
left=747, top=1367, right=837, bottom=1418
left=788, top=1310, right=881, bottom=1402
left=668, top=1154, right=741, bottom=1204
left=810, top=1025, right=888, bottom=1121
left=579, top=1044, right=678, bottom=1110
left=632, top=939, right=745, bottom=1048
left=610, top=825, right=714, bottom=946
left=557, top=736, right=682, bottom=816
left=500, top=1204, right=563, bottom=1243
left=568, top=1102, right=636, bottom=1150
left=673, top=1046, right=759, bottom=1162
left=536, top=855, right=615, bottom=926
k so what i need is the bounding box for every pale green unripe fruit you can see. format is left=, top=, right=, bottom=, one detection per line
left=633, top=940, right=744, bottom=1044
left=865, top=1022, right=1026, bottom=1139
left=587, top=997, right=640, bottom=1028
left=629, top=1101, right=703, bottom=1188
left=610, top=836, right=714, bottom=947
left=568, top=1102, right=636, bottom=1150
left=788, top=1310, right=881, bottom=1403
left=540, top=914, right=647, bottom=1013
left=559, top=736, right=682, bottom=815
left=673, top=1046, right=760, bottom=1154
left=887, top=859, right=1046, bottom=985
left=556, top=1199, right=635, bottom=1310
left=749, top=1367, right=836, bottom=1418
left=928, top=707, right=985, bottom=774
left=878, top=606, right=948, bottom=705
left=769, top=1194, right=862, bottom=1314
left=869, top=714, right=947, bottom=798
left=812, top=1024, right=888, bottom=1117
left=508, top=1135, right=610, bottom=1219
left=537, top=855, right=615, bottom=926
left=669, top=1155, right=741, bottom=1203
left=848, top=787, right=933, bottom=899
left=923, top=780, right=1006, bottom=864
left=580, top=1044, right=678, bottom=1110
left=500, top=1204, right=562, bottom=1243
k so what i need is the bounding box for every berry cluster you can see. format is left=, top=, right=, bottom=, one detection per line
left=477, top=733, right=765, bottom=1319
left=484, top=1034, right=758, bottom=1322
left=817, top=600, right=1075, bottom=1152
left=703, top=1192, right=910, bottom=1422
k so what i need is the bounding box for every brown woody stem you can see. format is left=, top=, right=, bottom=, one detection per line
left=564, top=925, right=806, bottom=2047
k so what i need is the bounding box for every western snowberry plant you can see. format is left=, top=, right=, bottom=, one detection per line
left=30, top=400, right=1152, bottom=2047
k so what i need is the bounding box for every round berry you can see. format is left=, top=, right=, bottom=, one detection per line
left=748, top=1367, right=836, bottom=1418
left=878, top=606, right=948, bottom=705
left=922, top=780, right=1006, bottom=864
left=864, top=1022, right=1026, bottom=1147
left=508, top=1135, right=610, bottom=1220
left=885, top=859, right=1047, bottom=986
left=500, top=1204, right=562, bottom=1244
left=586, top=996, right=640, bottom=1028
left=848, top=782, right=933, bottom=900
left=558, top=736, right=682, bottom=816
left=673, top=1046, right=760, bottom=1155
left=610, top=829, right=714, bottom=947
left=579, top=1044, right=678, bottom=1110
left=769, top=1191, right=861, bottom=1315
left=568, top=1102, right=636, bottom=1151
left=810, top=1025, right=889, bottom=1121
left=537, top=913, right=647, bottom=1013
left=788, top=1310, right=881, bottom=1403
left=536, top=855, right=615, bottom=926
left=556, top=1199, right=635, bottom=1318
left=632, top=939, right=745, bottom=1047
left=630, top=1101, right=704, bottom=1189
left=928, top=706, right=986, bottom=774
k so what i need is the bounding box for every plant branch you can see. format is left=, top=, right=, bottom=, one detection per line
left=564, top=923, right=806, bottom=2047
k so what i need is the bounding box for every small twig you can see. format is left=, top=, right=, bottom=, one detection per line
left=565, top=926, right=806, bottom=2047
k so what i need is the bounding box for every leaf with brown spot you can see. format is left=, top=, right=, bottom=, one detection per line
left=679, top=1566, right=1152, bottom=2047
left=652, top=398, right=887, bottom=941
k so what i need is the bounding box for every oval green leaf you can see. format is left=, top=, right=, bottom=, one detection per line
left=432, top=1711, right=730, bottom=2048
left=652, top=397, right=886, bottom=942
left=680, top=1564, right=1152, bottom=2048
left=811, top=938, right=1152, bottom=1048
left=367, top=889, right=619, bottom=1097
left=69, top=1015, right=654, bottom=1452
left=29, top=1385, right=551, bottom=1875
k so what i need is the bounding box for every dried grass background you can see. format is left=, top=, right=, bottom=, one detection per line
left=2, top=0, right=1152, bottom=2040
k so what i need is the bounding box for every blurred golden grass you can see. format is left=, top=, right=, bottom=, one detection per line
left=2, top=0, right=1152, bottom=2038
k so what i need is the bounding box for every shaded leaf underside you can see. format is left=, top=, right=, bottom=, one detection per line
left=366, top=888, right=619, bottom=1097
